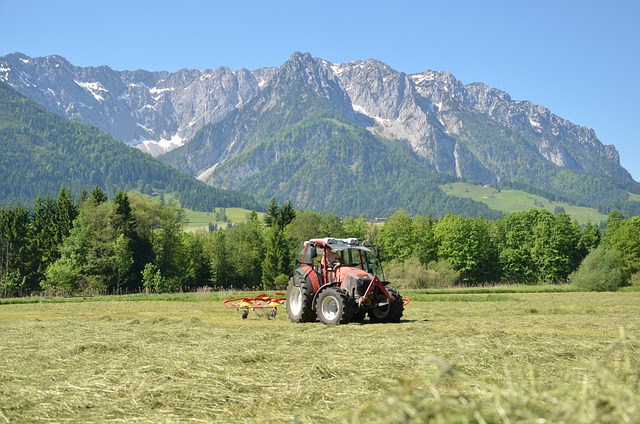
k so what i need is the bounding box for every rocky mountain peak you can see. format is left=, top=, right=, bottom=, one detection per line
left=269, top=51, right=356, bottom=120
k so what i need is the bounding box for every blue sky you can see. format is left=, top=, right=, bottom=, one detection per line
left=2, top=0, right=639, bottom=181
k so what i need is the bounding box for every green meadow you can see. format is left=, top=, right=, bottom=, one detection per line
left=182, top=207, right=265, bottom=232
left=441, top=182, right=608, bottom=224
left=1, top=290, right=638, bottom=423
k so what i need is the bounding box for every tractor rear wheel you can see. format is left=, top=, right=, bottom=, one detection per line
left=316, top=287, right=354, bottom=325
left=368, top=287, right=403, bottom=323
left=286, top=277, right=316, bottom=323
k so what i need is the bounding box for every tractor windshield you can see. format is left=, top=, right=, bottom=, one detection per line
left=338, top=247, right=385, bottom=281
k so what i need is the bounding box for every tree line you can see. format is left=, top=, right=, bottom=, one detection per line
left=1, top=190, right=638, bottom=297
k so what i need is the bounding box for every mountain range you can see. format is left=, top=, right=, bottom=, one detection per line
left=1, top=51, right=639, bottom=217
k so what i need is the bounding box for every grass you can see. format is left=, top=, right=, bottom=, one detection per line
left=441, top=182, right=608, bottom=224
left=182, top=207, right=265, bottom=232
left=184, top=208, right=264, bottom=232
left=158, top=191, right=264, bottom=232
left=0, top=291, right=639, bottom=423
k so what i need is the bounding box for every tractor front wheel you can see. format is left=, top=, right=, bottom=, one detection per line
left=368, top=287, right=404, bottom=323
left=316, top=287, right=354, bottom=325
left=286, top=277, right=316, bottom=323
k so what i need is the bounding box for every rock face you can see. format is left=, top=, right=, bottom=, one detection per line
left=1, top=51, right=633, bottom=199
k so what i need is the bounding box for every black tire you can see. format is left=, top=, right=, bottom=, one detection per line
left=368, top=287, right=403, bottom=323
left=316, top=287, right=354, bottom=325
left=286, top=277, right=316, bottom=323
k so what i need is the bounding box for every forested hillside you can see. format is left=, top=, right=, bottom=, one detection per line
left=450, top=106, right=640, bottom=216
left=162, top=73, right=501, bottom=218
left=0, top=81, right=259, bottom=211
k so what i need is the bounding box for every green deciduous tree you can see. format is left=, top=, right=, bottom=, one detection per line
left=142, top=262, right=164, bottom=293
left=601, top=210, right=626, bottom=245
left=570, top=246, right=630, bottom=291
left=496, top=210, right=543, bottom=284
left=224, top=219, right=264, bottom=289
left=152, top=202, right=185, bottom=284
left=412, top=214, right=437, bottom=265
left=434, top=214, right=498, bottom=284
left=181, top=232, right=213, bottom=290
left=343, top=214, right=369, bottom=241
left=496, top=209, right=584, bottom=284
left=580, top=221, right=601, bottom=253
left=376, top=209, right=415, bottom=262
left=319, top=213, right=346, bottom=239
left=603, top=216, right=640, bottom=275
left=286, top=210, right=323, bottom=247
left=531, top=212, right=582, bottom=283
left=113, top=233, right=133, bottom=294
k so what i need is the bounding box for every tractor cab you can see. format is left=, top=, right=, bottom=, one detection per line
left=295, top=238, right=384, bottom=285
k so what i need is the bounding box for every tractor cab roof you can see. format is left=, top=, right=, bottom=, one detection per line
left=308, top=238, right=372, bottom=252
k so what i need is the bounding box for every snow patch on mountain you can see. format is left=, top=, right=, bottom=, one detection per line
left=136, top=134, right=185, bottom=156
left=75, top=80, right=108, bottom=102
left=149, top=86, right=172, bottom=96
left=410, top=72, right=436, bottom=85
left=0, top=66, right=10, bottom=80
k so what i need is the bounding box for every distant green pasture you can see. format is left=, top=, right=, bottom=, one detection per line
left=155, top=192, right=264, bottom=232
left=441, top=182, right=608, bottom=223
left=182, top=207, right=265, bottom=232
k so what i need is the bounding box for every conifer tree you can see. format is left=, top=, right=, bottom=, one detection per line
left=278, top=200, right=296, bottom=228
left=264, top=198, right=279, bottom=227
left=261, top=224, right=289, bottom=289
left=90, top=186, right=108, bottom=205
left=30, top=194, right=58, bottom=286
left=54, top=186, right=78, bottom=245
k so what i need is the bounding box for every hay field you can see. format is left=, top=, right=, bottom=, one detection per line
left=1, top=292, right=639, bottom=423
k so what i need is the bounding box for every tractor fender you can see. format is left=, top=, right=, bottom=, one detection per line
left=292, top=265, right=322, bottom=292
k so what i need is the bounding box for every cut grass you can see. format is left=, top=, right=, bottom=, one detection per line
left=0, top=292, right=638, bottom=423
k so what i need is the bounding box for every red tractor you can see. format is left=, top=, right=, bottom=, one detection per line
left=286, top=238, right=404, bottom=324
